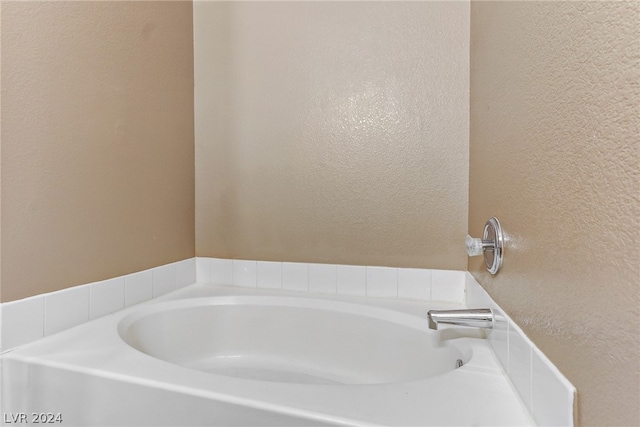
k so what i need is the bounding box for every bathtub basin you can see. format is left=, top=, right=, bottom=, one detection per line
left=118, top=297, right=466, bottom=385
left=2, top=284, right=534, bottom=426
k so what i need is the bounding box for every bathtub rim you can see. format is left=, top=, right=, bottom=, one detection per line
left=2, top=283, right=535, bottom=427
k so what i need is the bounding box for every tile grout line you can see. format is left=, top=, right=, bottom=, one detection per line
left=42, top=293, right=47, bottom=338
left=395, top=267, right=399, bottom=298
left=364, top=266, right=368, bottom=297
left=88, top=285, right=93, bottom=321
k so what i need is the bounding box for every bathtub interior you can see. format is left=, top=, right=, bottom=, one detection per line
left=118, top=297, right=471, bottom=385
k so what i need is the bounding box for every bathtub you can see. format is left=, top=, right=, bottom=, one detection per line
left=2, top=284, right=533, bottom=426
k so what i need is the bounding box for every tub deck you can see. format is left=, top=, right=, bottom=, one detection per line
left=2, top=284, right=534, bottom=426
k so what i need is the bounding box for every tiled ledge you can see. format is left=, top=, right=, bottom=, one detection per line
left=196, top=257, right=467, bottom=303
left=0, top=257, right=465, bottom=354
left=465, top=273, right=576, bottom=427
left=1, top=256, right=575, bottom=426
left=0, top=258, right=196, bottom=353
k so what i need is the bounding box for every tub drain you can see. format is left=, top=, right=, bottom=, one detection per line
left=455, top=359, right=464, bottom=369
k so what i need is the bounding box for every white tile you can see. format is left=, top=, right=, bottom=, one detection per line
left=464, top=272, right=492, bottom=307
left=257, top=261, right=282, bottom=289
left=465, top=273, right=509, bottom=372
left=431, top=269, right=466, bottom=303
left=489, top=308, right=510, bottom=373
left=2, top=296, right=45, bottom=350
left=366, top=266, right=397, bottom=298
left=124, top=270, right=153, bottom=307
left=532, top=347, right=576, bottom=427
left=152, top=263, right=177, bottom=297
left=196, top=257, right=211, bottom=283
left=45, top=285, right=90, bottom=336
left=509, top=323, right=533, bottom=412
left=211, top=258, right=233, bottom=285
left=90, top=277, right=125, bottom=320
left=398, top=268, right=430, bottom=300
left=309, top=264, right=337, bottom=294
left=282, top=262, right=308, bottom=292
left=176, top=258, right=196, bottom=289
left=336, top=265, right=366, bottom=296
left=233, top=260, right=257, bottom=287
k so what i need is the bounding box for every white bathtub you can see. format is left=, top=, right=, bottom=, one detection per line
left=2, top=284, right=533, bottom=426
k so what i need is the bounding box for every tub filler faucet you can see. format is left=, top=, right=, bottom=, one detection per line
left=427, top=309, right=494, bottom=330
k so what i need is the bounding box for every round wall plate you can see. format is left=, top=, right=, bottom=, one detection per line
left=482, top=217, right=504, bottom=275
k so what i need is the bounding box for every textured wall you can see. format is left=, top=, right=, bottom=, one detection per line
left=470, top=2, right=639, bottom=425
left=195, top=2, right=469, bottom=269
left=0, top=3, right=3, bottom=303
left=1, top=1, right=195, bottom=302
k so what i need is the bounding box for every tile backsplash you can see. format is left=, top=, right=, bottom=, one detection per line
left=465, top=273, right=576, bottom=426
left=1, top=258, right=195, bottom=353
left=1, top=256, right=574, bottom=426
left=196, top=257, right=466, bottom=303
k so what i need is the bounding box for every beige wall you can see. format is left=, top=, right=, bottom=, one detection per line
left=8, top=3, right=637, bottom=423
left=0, top=3, right=3, bottom=303
left=194, top=2, right=470, bottom=269
left=1, top=1, right=195, bottom=302
left=470, top=2, right=639, bottom=426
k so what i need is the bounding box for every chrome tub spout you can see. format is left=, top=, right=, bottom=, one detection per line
left=427, top=308, right=494, bottom=330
